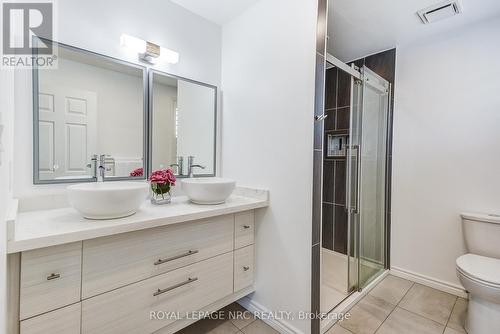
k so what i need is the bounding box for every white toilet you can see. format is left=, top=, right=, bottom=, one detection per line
left=457, top=212, right=500, bottom=334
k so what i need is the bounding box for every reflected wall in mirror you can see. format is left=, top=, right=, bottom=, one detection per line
left=34, top=39, right=148, bottom=183
left=150, top=70, right=216, bottom=177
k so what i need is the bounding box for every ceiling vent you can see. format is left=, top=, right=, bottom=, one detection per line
left=417, top=1, right=462, bottom=24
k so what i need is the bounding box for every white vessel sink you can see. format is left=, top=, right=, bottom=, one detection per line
left=181, top=178, right=236, bottom=205
left=67, top=182, right=149, bottom=219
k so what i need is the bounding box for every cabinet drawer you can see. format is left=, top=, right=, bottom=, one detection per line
left=82, top=252, right=233, bottom=334
left=82, top=215, right=234, bottom=298
left=234, top=211, right=254, bottom=249
left=234, top=245, right=254, bottom=292
left=20, top=303, right=81, bottom=334
left=20, top=242, right=82, bottom=320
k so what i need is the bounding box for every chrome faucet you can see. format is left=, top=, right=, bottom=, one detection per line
left=187, top=156, right=206, bottom=178
left=97, top=154, right=106, bottom=182
left=170, top=156, right=184, bottom=176
left=89, top=154, right=98, bottom=179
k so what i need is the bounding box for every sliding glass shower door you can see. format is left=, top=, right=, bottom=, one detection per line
left=321, top=62, right=390, bottom=314
left=348, top=66, right=390, bottom=290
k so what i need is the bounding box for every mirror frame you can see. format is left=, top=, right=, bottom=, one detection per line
left=32, top=38, right=149, bottom=184
left=148, top=69, right=217, bottom=179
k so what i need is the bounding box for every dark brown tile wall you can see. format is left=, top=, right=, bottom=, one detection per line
left=334, top=160, right=346, bottom=205
left=321, top=203, right=334, bottom=250
left=334, top=206, right=348, bottom=253
left=321, top=48, right=396, bottom=258
left=325, top=67, right=337, bottom=109
left=337, top=70, right=351, bottom=108
left=322, top=160, right=334, bottom=203
left=336, top=107, right=350, bottom=131
left=321, top=64, right=351, bottom=254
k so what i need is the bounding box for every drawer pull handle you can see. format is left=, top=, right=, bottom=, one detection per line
left=243, top=266, right=250, bottom=271
left=47, top=273, right=60, bottom=281
left=153, top=277, right=198, bottom=297
left=243, top=225, right=251, bottom=229
left=154, top=250, right=199, bottom=266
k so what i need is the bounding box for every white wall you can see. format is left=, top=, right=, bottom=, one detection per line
left=152, top=83, right=178, bottom=171
left=221, top=0, right=317, bottom=332
left=14, top=0, right=221, bottom=197
left=391, top=17, right=500, bottom=289
left=0, top=69, right=15, bottom=333
left=177, top=80, right=216, bottom=175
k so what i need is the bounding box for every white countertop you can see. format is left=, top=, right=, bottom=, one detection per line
left=8, top=187, right=269, bottom=253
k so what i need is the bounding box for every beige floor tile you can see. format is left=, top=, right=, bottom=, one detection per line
left=339, top=295, right=395, bottom=334
left=240, top=319, right=279, bottom=334
left=376, top=307, right=445, bottom=334
left=222, top=303, right=257, bottom=329
left=399, top=284, right=456, bottom=325
left=447, top=297, right=467, bottom=333
left=369, top=275, right=414, bottom=305
left=176, top=318, right=240, bottom=334
left=444, top=327, right=464, bottom=334
left=326, top=324, right=354, bottom=334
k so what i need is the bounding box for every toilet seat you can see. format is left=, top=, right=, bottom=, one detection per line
left=456, top=254, right=500, bottom=287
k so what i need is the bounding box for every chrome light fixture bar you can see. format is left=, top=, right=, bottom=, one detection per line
left=120, top=34, right=179, bottom=64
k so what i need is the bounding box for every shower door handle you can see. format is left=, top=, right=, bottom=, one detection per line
left=349, top=144, right=361, bottom=214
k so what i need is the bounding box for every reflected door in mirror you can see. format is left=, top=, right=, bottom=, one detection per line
left=38, top=87, right=97, bottom=180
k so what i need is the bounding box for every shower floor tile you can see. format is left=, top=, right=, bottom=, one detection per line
left=322, top=284, right=349, bottom=313
left=322, top=248, right=349, bottom=293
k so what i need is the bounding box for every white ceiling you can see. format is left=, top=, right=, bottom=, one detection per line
left=170, top=0, right=260, bottom=25
left=328, top=0, right=500, bottom=62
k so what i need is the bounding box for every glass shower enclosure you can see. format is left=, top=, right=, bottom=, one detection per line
left=348, top=66, right=390, bottom=291
left=321, top=60, right=391, bottom=315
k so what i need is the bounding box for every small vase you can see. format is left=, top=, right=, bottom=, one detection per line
left=150, top=183, right=172, bottom=205
left=151, top=191, right=171, bottom=205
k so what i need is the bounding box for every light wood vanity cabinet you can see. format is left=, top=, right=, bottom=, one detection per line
left=20, top=303, right=81, bottom=334
left=82, top=215, right=234, bottom=298
left=15, top=210, right=256, bottom=334
left=234, top=211, right=255, bottom=249
left=234, top=245, right=255, bottom=292
left=19, top=242, right=82, bottom=320
left=82, top=253, right=233, bottom=334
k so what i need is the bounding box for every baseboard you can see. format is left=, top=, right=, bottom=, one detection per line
left=390, top=267, right=468, bottom=298
left=237, top=297, right=305, bottom=334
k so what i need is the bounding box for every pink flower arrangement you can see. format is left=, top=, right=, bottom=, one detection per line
left=149, top=168, right=176, bottom=196
left=130, top=167, right=144, bottom=177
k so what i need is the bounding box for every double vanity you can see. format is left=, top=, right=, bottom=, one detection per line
left=6, top=186, right=269, bottom=334
left=10, top=35, right=268, bottom=334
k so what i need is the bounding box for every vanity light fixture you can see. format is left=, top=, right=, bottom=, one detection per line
left=120, top=34, right=179, bottom=64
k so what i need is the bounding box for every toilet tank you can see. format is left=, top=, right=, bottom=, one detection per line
left=462, top=212, right=500, bottom=259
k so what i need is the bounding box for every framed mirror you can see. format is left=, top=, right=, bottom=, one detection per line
left=149, top=70, right=217, bottom=177
left=33, top=39, right=148, bottom=184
